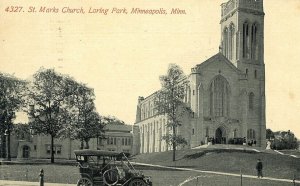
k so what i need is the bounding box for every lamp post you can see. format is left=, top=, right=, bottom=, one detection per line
left=4, top=128, right=11, bottom=161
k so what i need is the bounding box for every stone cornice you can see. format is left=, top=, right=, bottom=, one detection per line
left=220, top=8, right=265, bottom=24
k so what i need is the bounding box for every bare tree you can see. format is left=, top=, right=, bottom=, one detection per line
left=155, top=64, right=190, bottom=161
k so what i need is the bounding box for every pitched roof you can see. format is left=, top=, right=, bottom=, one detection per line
left=192, top=53, right=241, bottom=73
left=105, top=124, right=132, bottom=132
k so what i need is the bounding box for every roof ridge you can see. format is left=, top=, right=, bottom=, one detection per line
left=193, top=52, right=241, bottom=73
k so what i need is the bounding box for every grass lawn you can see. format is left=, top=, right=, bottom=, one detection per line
left=0, top=164, right=294, bottom=186
left=133, top=148, right=300, bottom=181
left=0, top=148, right=298, bottom=185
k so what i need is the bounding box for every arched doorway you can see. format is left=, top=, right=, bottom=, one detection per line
left=215, top=127, right=226, bottom=144
left=22, top=145, right=30, bottom=158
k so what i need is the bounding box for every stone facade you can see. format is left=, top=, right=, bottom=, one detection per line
left=134, top=0, right=266, bottom=153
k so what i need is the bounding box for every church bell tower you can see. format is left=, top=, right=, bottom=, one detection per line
left=220, top=0, right=264, bottom=68
left=220, top=0, right=266, bottom=148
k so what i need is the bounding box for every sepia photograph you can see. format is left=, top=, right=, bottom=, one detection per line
left=0, top=0, right=299, bottom=185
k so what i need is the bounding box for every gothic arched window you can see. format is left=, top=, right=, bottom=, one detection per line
left=205, top=127, right=209, bottom=137
left=229, top=24, right=235, bottom=60
left=223, top=27, right=229, bottom=58
left=148, top=104, right=151, bottom=117
left=233, top=129, right=238, bottom=138
left=188, top=86, right=191, bottom=105
left=249, top=92, right=254, bottom=110
left=184, top=85, right=189, bottom=103
left=251, top=23, right=258, bottom=60
left=247, top=129, right=256, bottom=139
left=243, top=21, right=250, bottom=59
left=143, top=105, right=146, bottom=119
left=209, top=75, right=230, bottom=117
left=141, top=108, right=144, bottom=120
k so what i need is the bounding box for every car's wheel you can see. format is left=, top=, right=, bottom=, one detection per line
left=103, top=169, right=119, bottom=186
left=77, top=177, right=93, bottom=186
left=128, top=179, right=147, bottom=186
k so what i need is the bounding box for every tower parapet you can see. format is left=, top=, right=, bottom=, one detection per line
left=135, top=96, right=145, bottom=123
left=221, top=0, right=263, bottom=20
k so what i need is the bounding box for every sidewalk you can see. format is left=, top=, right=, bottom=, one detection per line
left=0, top=180, right=76, bottom=186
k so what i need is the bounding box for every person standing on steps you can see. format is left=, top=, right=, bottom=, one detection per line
left=256, top=159, right=263, bottom=178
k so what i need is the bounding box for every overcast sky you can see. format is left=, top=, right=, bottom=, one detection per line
left=1, top=0, right=300, bottom=138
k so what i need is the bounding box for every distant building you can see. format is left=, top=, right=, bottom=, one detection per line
left=98, top=124, right=139, bottom=155
left=6, top=124, right=137, bottom=160
left=135, top=0, right=266, bottom=153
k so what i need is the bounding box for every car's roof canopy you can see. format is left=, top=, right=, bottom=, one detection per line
left=74, top=149, right=122, bottom=157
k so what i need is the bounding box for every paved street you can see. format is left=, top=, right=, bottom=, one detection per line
left=133, top=162, right=300, bottom=185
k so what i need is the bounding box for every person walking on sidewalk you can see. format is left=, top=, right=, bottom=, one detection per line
left=256, top=159, right=263, bottom=178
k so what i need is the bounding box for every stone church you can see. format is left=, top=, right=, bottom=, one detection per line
left=134, top=0, right=266, bottom=153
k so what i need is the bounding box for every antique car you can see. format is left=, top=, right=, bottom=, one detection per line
left=74, top=149, right=152, bottom=186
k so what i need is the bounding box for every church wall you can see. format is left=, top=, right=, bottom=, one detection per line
left=238, top=63, right=265, bottom=146
left=135, top=91, right=193, bottom=153
left=188, top=73, right=201, bottom=147
left=197, top=61, right=240, bottom=116
left=135, top=0, right=266, bottom=151
left=190, top=59, right=245, bottom=146
left=239, top=82, right=265, bottom=146
left=136, top=114, right=169, bottom=154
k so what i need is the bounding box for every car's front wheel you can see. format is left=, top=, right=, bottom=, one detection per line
left=128, top=179, right=147, bottom=186
left=77, top=177, right=93, bottom=186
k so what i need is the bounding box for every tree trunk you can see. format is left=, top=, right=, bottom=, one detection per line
left=172, top=127, right=176, bottom=162
left=0, top=134, right=6, bottom=158
left=50, top=135, right=54, bottom=163
left=85, top=139, right=89, bottom=149
left=172, top=141, right=176, bottom=161
left=7, top=131, right=11, bottom=161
